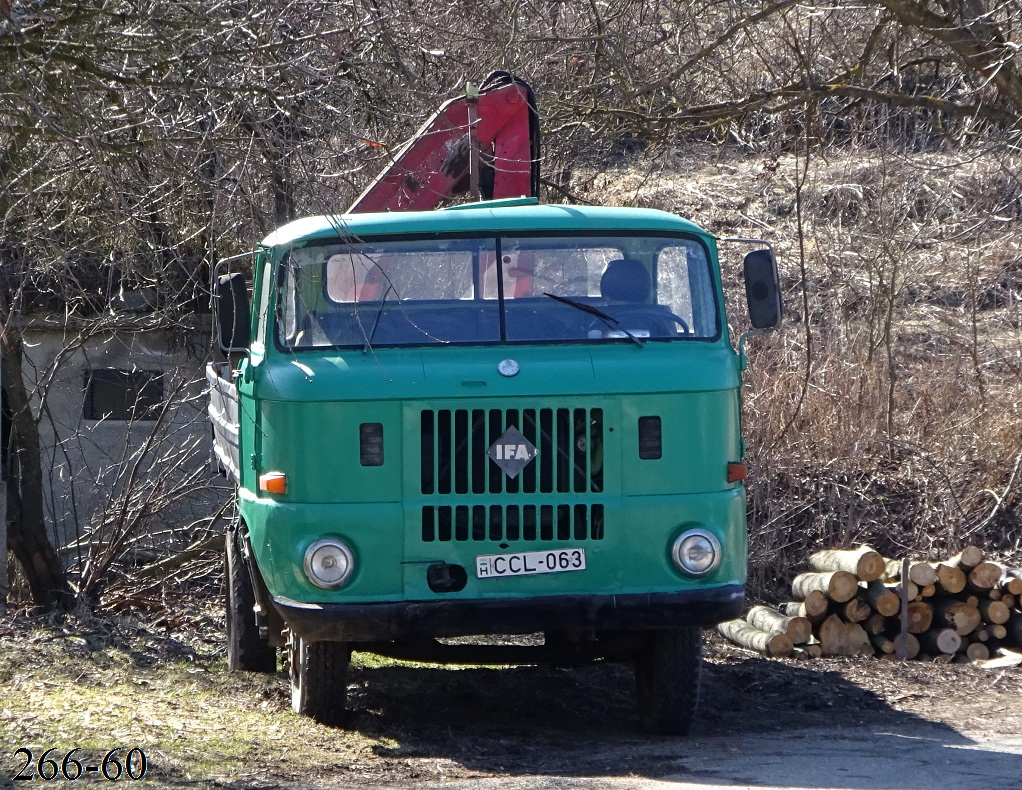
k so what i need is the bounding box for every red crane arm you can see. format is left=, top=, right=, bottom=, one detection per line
left=348, top=74, right=540, bottom=214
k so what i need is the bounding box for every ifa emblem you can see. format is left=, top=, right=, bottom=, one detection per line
left=487, top=426, right=538, bottom=478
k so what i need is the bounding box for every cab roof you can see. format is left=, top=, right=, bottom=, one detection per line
left=259, top=201, right=710, bottom=249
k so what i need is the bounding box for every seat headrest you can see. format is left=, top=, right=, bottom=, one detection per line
left=600, top=259, right=650, bottom=302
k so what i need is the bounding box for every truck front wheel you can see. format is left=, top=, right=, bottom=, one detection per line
left=225, top=529, right=277, bottom=673
left=288, top=633, right=351, bottom=725
left=634, top=627, right=702, bottom=735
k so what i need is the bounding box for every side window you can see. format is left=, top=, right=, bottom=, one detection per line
left=253, top=259, right=272, bottom=350
left=83, top=369, right=163, bottom=421
left=656, top=242, right=716, bottom=337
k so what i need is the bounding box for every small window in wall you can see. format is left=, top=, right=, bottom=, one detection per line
left=83, top=369, right=164, bottom=421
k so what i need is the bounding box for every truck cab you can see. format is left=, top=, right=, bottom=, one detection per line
left=209, top=196, right=781, bottom=734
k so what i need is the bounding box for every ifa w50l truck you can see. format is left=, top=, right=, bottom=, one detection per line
left=207, top=74, right=782, bottom=735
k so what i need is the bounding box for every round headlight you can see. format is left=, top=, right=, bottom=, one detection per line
left=303, top=539, right=355, bottom=589
left=671, top=528, right=722, bottom=577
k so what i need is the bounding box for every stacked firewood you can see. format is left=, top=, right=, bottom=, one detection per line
left=718, top=545, right=1022, bottom=662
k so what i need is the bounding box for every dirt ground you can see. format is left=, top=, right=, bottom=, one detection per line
left=1, top=599, right=1021, bottom=789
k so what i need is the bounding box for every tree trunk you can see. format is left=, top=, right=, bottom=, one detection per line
left=0, top=331, right=73, bottom=611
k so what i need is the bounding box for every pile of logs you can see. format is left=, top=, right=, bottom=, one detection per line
left=718, top=545, right=1022, bottom=663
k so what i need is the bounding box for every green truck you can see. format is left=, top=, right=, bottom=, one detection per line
left=208, top=194, right=781, bottom=734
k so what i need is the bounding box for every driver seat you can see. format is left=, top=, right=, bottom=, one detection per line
left=599, top=259, right=674, bottom=337
left=600, top=259, right=651, bottom=303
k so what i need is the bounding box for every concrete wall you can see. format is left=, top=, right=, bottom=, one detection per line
left=19, top=319, right=228, bottom=565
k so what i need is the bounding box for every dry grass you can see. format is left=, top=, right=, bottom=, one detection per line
left=579, top=144, right=1022, bottom=595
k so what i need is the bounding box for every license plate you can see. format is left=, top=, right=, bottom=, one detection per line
left=476, top=548, right=586, bottom=579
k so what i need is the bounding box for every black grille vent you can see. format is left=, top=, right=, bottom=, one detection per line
left=420, top=408, right=604, bottom=495
left=422, top=504, right=605, bottom=543
left=638, top=415, right=662, bottom=460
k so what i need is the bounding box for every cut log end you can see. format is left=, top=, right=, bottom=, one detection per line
left=907, top=601, right=934, bottom=634
left=745, top=605, right=813, bottom=645
left=792, top=571, right=859, bottom=603
left=919, top=627, right=962, bottom=655
left=809, top=546, right=885, bottom=582
left=717, top=619, right=794, bottom=658
left=949, top=546, right=984, bottom=572
left=818, top=614, right=870, bottom=657
left=968, top=562, right=1003, bottom=592
left=933, top=563, right=967, bottom=595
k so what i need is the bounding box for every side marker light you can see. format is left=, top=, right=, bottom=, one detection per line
left=259, top=472, right=287, bottom=495
left=727, top=462, right=748, bottom=483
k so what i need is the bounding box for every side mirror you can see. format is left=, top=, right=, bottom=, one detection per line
left=215, top=272, right=251, bottom=353
left=743, top=249, right=782, bottom=330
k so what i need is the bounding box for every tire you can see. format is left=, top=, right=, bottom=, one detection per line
left=634, top=627, right=702, bottom=735
left=289, top=633, right=351, bottom=725
left=226, top=529, right=277, bottom=673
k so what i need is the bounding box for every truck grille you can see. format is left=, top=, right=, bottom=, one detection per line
left=421, top=504, right=605, bottom=543
left=420, top=407, right=604, bottom=495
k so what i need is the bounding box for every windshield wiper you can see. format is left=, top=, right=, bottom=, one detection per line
left=364, top=285, right=394, bottom=353
left=543, top=292, right=644, bottom=347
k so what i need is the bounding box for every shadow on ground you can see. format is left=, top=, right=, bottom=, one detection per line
left=337, top=654, right=1022, bottom=789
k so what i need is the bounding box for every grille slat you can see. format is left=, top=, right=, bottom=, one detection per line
left=423, top=503, right=604, bottom=543
left=420, top=407, right=605, bottom=544
left=422, top=407, right=603, bottom=496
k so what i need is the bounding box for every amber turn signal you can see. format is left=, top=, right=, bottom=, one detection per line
left=259, top=472, right=287, bottom=495
left=727, top=462, right=748, bottom=483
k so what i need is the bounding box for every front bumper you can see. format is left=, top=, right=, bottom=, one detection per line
left=273, top=583, right=744, bottom=642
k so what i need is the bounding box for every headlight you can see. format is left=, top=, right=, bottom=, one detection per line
left=303, top=539, right=355, bottom=589
left=671, top=528, right=721, bottom=577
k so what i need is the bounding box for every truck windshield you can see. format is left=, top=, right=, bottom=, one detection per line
left=277, top=234, right=719, bottom=349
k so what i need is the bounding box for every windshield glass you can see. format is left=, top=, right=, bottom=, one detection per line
left=277, top=234, right=718, bottom=349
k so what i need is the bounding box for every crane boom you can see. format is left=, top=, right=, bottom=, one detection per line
left=348, top=72, right=540, bottom=213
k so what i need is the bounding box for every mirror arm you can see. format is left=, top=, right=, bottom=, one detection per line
left=737, top=329, right=767, bottom=371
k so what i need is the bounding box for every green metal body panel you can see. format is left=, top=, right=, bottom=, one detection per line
left=259, top=203, right=711, bottom=249
left=233, top=202, right=748, bottom=626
